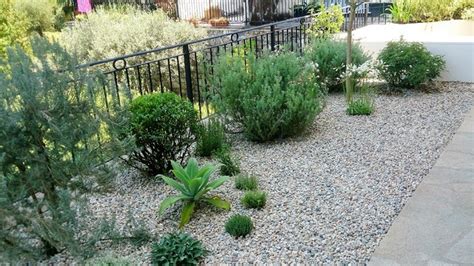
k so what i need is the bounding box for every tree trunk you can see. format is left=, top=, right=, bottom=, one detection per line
left=345, top=0, right=357, bottom=102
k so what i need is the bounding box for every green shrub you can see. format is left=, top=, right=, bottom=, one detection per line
left=60, top=6, right=206, bottom=64
left=306, top=38, right=369, bottom=92
left=216, top=149, right=240, bottom=176
left=241, top=191, right=267, bottom=209
left=151, top=232, right=207, bottom=265
left=347, top=98, right=374, bottom=115
left=0, top=1, right=29, bottom=62
left=452, top=0, right=474, bottom=19
left=461, top=7, right=474, bottom=19
left=129, top=93, right=199, bottom=176
left=225, top=215, right=253, bottom=238
left=308, top=4, right=344, bottom=39
left=390, top=0, right=455, bottom=23
left=377, top=40, right=446, bottom=89
left=0, top=37, right=125, bottom=260
left=13, top=0, right=55, bottom=34
left=158, top=158, right=230, bottom=228
left=196, top=118, right=227, bottom=157
left=212, top=51, right=323, bottom=142
left=235, top=175, right=258, bottom=191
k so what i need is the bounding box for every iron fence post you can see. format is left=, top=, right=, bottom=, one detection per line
left=182, top=44, right=194, bottom=103
left=270, top=25, right=276, bottom=51
left=364, top=3, right=368, bottom=26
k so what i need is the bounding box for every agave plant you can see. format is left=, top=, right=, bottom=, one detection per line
left=159, top=158, right=231, bottom=228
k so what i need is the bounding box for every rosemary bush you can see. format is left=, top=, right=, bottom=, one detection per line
left=235, top=175, right=258, bottom=191
left=225, top=215, right=253, bottom=238
left=0, top=37, right=126, bottom=261
left=196, top=118, right=227, bottom=157
left=212, top=51, right=323, bottom=142
left=241, top=191, right=267, bottom=209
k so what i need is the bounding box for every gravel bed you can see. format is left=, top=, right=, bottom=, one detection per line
left=48, top=82, right=473, bottom=264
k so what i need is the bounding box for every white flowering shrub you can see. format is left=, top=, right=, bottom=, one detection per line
left=60, top=6, right=207, bottom=65
left=377, top=40, right=445, bottom=89
left=305, top=38, right=369, bottom=92
left=343, top=60, right=378, bottom=85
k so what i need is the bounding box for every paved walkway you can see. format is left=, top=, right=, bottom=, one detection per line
left=370, top=107, right=474, bottom=265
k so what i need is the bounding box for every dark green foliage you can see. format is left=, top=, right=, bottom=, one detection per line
left=235, top=175, right=258, bottom=191
left=212, top=51, right=323, bottom=142
left=241, top=191, right=267, bottom=209
left=347, top=98, right=374, bottom=116
left=0, top=37, right=125, bottom=260
left=216, top=149, right=240, bottom=176
left=151, top=232, right=207, bottom=265
left=196, top=118, right=227, bottom=157
left=129, top=93, right=199, bottom=176
left=225, top=215, right=253, bottom=238
left=306, top=38, right=369, bottom=92
left=377, top=40, right=446, bottom=89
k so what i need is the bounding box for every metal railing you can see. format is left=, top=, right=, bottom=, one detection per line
left=79, top=8, right=388, bottom=118
left=79, top=15, right=315, bottom=119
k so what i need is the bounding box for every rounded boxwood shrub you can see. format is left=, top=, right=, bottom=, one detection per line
left=305, top=38, right=369, bottom=92
left=377, top=40, right=445, bottom=89
left=129, top=92, right=199, bottom=176
left=195, top=118, right=226, bottom=157
left=151, top=232, right=207, bottom=265
left=241, top=191, right=267, bottom=209
left=212, top=51, right=323, bottom=142
left=225, top=214, right=253, bottom=238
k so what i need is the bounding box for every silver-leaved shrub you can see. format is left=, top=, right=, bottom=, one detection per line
left=60, top=5, right=207, bottom=65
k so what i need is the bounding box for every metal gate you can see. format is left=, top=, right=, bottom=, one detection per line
left=176, top=0, right=247, bottom=23
left=176, top=0, right=307, bottom=24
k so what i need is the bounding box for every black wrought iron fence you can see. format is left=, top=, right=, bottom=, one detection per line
left=78, top=15, right=315, bottom=119
left=78, top=9, right=387, bottom=119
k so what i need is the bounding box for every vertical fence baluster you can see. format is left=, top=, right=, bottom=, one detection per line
left=194, top=52, right=202, bottom=119
left=270, top=25, right=276, bottom=51
left=157, top=61, right=164, bottom=93
left=182, top=44, right=194, bottom=103
left=136, top=66, right=143, bottom=95
left=125, top=68, right=132, bottom=100
left=177, top=56, right=183, bottom=97
left=147, top=63, right=153, bottom=92
left=167, top=58, right=173, bottom=92
left=113, top=71, right=121, bottom=107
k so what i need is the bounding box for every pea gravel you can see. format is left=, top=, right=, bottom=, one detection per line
left=47, top=82, right=473, bottom=264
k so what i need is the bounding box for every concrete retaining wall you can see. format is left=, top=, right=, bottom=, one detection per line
left=350, top=20, right=474, bottom=83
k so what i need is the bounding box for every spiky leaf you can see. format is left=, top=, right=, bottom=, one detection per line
left=203, top=196, right=231, bottom=210
left=158, top=195, right=188, bottom=215
left=179, top=202, right=196, bottom=228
